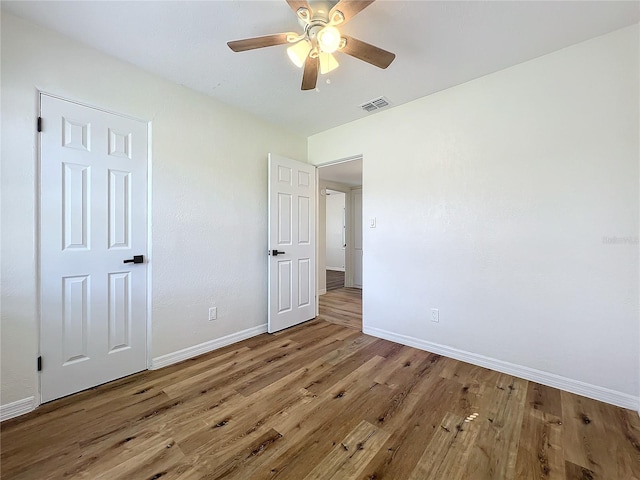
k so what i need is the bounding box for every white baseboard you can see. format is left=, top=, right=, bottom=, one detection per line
left=327, top=267, right=345, bottom=272
left=318, top=288, right=327, bottom=296
left=150, top=324, right=268, bottom=370
left=364, top=326, right=639, bottom=411
left=1, top=397, right=36, bottom=422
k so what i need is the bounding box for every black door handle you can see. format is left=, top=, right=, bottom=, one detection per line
left=124, top=255, right=144, bottom=264
left=271, top=250, right=286, bottom=256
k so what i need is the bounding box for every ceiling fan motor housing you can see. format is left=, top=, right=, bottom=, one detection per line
left=309, top=0, right=338, bottom=21
left=306, top=23, right=325, bottom=42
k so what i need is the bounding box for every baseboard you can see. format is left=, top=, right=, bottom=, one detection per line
left=364, top=326, right=639, bottom=411
left=327, top=267, right=345, bottom=272
left=0, top=397, right=36, bottom=422
left=318, top=288, right=327, bottom=296
left=150, top=324, right=268, bottom=370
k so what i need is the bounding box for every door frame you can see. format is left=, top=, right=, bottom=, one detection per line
left=349, top=186, right=363, bottom=289
left=36, top=91, right=153, bottom=405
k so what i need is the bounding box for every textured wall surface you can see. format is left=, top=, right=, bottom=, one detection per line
left=1, top=13, right=306, bottom=405
left=309, top=25, right=639, bottom=398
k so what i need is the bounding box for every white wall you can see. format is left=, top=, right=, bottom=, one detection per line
left=325, top=192, right=346, bottom=270
left=1, top=13, right=306, bottom=406
left=309, top=25, right=640, bottom=407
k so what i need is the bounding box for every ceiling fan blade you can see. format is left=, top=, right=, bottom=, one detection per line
left=330, top=0, right=375, bottom=25
left=340, top=35, right=395, bottom=69
left=301, top=55, right=319, bottom=91
left=227, top=33, right=296, bottom=52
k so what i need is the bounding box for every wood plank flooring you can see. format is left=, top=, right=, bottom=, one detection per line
left=326, top=270, right=345, bottom=291
left=1, top=289, right=639, bottom=480
left=319, top=287, right=362, bottom=331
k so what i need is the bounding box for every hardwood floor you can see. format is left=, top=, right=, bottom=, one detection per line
left=320, top=287, right=362, bottom=331
left=326, top=270, right=345, bottom=291
left=2, top=291, right=639, bottom=479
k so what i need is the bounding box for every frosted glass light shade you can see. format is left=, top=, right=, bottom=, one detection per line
left=317, top=26, right=341, bottom=53
left=287, top=40, right=312, bottom=68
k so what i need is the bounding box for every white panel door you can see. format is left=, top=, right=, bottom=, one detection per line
left=352, top=188, right=363, bottom=288
left=268, top=153, right=316, bottom=333
left=40, top=95, right=148, bottom=402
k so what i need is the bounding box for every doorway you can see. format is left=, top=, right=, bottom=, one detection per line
left=317, top=156, right=363, bottom=330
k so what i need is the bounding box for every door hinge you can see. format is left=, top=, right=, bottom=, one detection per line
left=37, top=356, right=42, bottom=372
left=37, top=117, right=42, bottom=133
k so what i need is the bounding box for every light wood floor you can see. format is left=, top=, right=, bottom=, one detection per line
left=1, top=290, right=639, bottom=480
left=326, top=270, right=345, bottom=291
left=320, top=287, right=362, bottom=330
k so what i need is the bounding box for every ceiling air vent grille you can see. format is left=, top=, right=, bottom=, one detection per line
left=360, top=96, right=391, bottom=112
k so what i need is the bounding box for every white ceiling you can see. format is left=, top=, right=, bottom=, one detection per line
left=319, top=158, right=363, bottom=186
left=3, top=1, right=639, bottom=137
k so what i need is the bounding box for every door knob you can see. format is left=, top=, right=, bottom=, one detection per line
left=123, top=255, right=144, bottom=264
left=270, top=250, right=286, bottom=256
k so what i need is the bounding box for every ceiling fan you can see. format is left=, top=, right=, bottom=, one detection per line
left=227, top=0, right=396, bottom=91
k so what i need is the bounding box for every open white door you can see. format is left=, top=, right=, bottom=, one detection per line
left=268, top=153, right=316, bottom=333
left=40, top=95, right=148, bottom=402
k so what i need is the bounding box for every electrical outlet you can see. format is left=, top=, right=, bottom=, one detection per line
left=209, top=307, right=217, bottom=321
left=430, top=308, right=439, bottom=323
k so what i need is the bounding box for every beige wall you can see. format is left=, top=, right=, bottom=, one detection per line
left=1, top=13, right=306, bottom=406
left=309, top=25, right=640, bottom=407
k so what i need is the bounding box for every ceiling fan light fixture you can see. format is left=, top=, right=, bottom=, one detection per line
left=287, top=39, right=312, bottom=68
left=227, top=0, right=395, bottom=91
left=319, top=52, right=339, bottom=74
left=317, top=26, right=341, bottom=53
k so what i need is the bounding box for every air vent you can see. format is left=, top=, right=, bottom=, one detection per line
left=360, top=96, right=391, bottom=112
